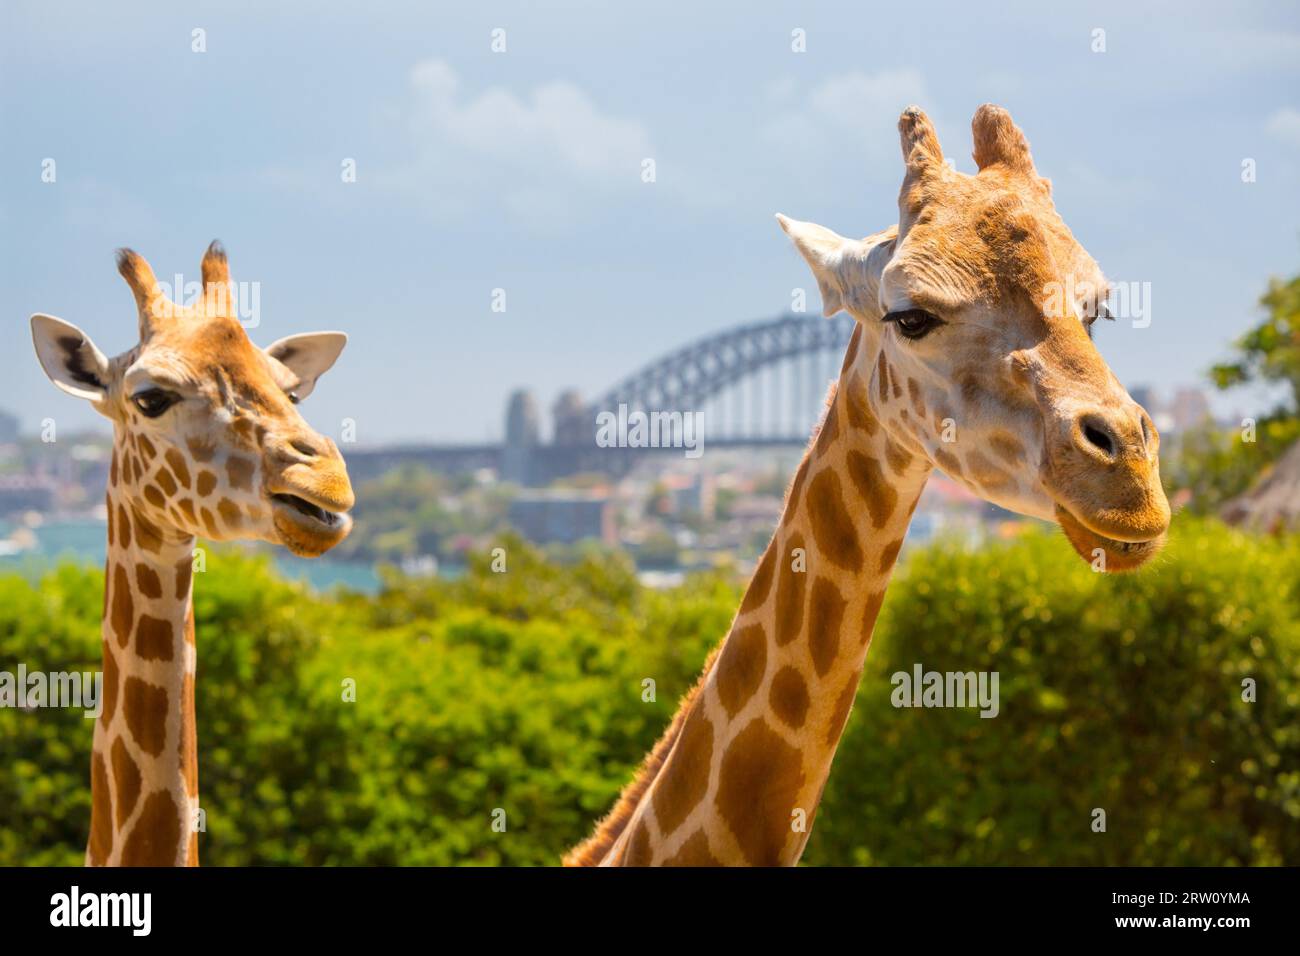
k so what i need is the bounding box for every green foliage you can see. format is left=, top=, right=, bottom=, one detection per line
left=1163, top=416, right=1300, bottom=515
left=1211, top=270, right=1300, bottom=410
left=1169, top=267, right=1300, bottom=511
left=806, top=521, right=1300, bottom=865
left=334, top=465, right=512, bottom=564
left=1, top=524, right=1297, bottom=865
left=0, top=564, right=103, bottom=865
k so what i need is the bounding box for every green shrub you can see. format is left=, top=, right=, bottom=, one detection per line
left=805, top=520, right=1300, bottom=865
left=0, top=523, right=1295, bottom=865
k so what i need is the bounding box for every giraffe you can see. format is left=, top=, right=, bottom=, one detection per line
left=566, top=105, right=1171, bottom=867
left=30, top=242, right=355, bottom=866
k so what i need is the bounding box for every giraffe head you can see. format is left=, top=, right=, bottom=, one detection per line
left=779, top=105, right=1170, bottom=571
left=31, top=242, right=354, bottom=557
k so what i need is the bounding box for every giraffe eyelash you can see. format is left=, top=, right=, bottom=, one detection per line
left=131, top=388, right=180, bottom=418
left=882, top=308, right=945, bottom=341
left=1083, top=301, right=1112, bottom=339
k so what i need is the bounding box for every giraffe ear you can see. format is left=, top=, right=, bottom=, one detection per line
left=264, top=331, right=347, bottom=401
left=31, top=314, right=111, bottom=403
left=776, top=214, right=892, bottom=319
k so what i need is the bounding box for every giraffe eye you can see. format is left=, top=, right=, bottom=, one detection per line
left=131, top=388, right=179, bottom=418
left=884, top=308, right=943, bottom=341
left=287, top=391, right=301, bottom=405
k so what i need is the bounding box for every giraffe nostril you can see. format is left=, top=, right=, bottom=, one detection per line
left=1080, top=417, right=1116, bottom=458
left=1084, top=424, right=1113, bottom=455
left=289, top=438, right=320, bottom=459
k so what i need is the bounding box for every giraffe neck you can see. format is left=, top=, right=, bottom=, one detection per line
left=89, top=438, right=199, bottom=866
left=601, top=346, right=931, bottom=866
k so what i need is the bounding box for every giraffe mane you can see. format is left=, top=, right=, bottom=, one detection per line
left=563, top=645, right=720, bottom=866
left=565, top=382, right=840, bottom=866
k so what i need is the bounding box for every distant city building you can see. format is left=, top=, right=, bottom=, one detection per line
left=551, top=389, right=590, bottom=447
left=1128, top=384, right=1212, bottom=435
left=502, top=389, right=541, bottom=484
left=1170, top=387, right=1212, bottom=432
left=1128, top=386, right=1156, bottom=415
left=507, top=491, right=615, bottom=545
left=667, top=473, right=716, bottom=519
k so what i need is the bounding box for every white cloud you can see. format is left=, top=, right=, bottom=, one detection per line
left=405, top=59, right=651, bottom=179
left=808, top=69, right=929, bottom=128
left=1265, top=107, right=1300, bottom=149
left=358, top=58, right=658, bottom=230
left=764, top=69, right=929, bottom=154
left=756, top=68, right=970, bottom=197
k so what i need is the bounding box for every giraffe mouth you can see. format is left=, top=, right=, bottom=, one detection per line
left=272, top=492, right=343, bottom=526
left=1055, top=505, right=1165, bottom=573
left=270, top=492, right=352, bottom=554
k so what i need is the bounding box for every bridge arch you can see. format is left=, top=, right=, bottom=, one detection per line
left=585, top=313, right=857, bottom=443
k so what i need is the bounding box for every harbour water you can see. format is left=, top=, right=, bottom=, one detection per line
left=0, top=518, right=382, bottom=594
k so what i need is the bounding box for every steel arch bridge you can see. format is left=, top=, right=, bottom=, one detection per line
left=587, top=312, right=857, bottom=445
left=346, top=313, right=861, bottom=485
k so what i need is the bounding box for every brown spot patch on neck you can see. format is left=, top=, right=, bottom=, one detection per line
left=784, top=456, right=811, bottom=521
left=134, top=615, right=175, bottom=662
left=715, top=623, right=767, bottom=717
left=846, top=450, right=897, bottom=528
left=100, top=640, right=119, bottom=725
left=808, top=577, right=847, bottom=676
left=825, top=670, right=862, bottom=746
left=135, top=564, right=162, bottom=599
left=110, top=564, right=134, bottom=647
left=123, top=677, right=169, bottom=757
left=715, top=718, right=805, bottom=865
left=774, top=531, right=807, bottom=646
left=563, top=644, right=722, bottom=866
left=88, top=752, right=114, bottom=866
left=119, top=790, right=182, bottom=866
left=174, top=556, right=193, bottom=601
left=738, top=543, right=776, bottom=616
left=111, top=737, right=142, bottom=827
left=844, top=374, right=880, bottom=435
left=840, top=324, right=863, bottom=373
left=664, top=828, right=722, bottom=867
left=650, top=702, right=715, bottom=836
left=813, top=393, right=840, bottom=456
left=623, top=821, right=652, bottom=866
left=884, top=438, right=914, bottom=475
left=769, top=666, right=810, bottom=729
left=806, top=469, right=864, bottom=571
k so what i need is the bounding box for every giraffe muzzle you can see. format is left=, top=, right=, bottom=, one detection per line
left=1054, top=504, right=1166, bottom=573
left=273, top=492, right=347, bottom=527
left=269, top=488, right=352, bottom=556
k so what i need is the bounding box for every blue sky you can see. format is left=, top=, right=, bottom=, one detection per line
left=2, top=0, right=1298, bottom=443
